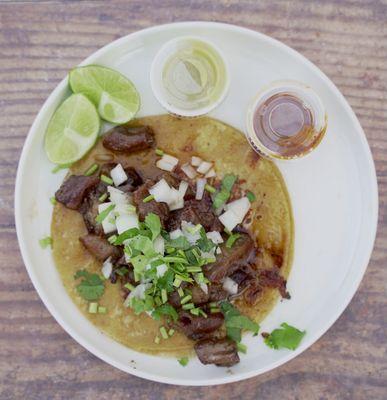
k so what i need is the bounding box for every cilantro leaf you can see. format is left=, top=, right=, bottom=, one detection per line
left=152, top=303, right=178, bottom=322
left=114, top=228, right=139, bottom=245
left=197, top=227, right=216, bottom=252
left=212, top=174, right=237, bottom=209
left=167, top=236, right=191, bottom=250
left=246, top=191, right=256, bottom=202
left=178, top=357, right=189, bottom=366
left=130, top=254, right=150, bottom=279
left=212, top=188, right=230, bottom=210
left=220, top=301, right=259, bottom=343
left=129, top=235, right=156, bottom=257
left=129, top=296, right=154, bottom=315
left=74, top=269, right=105, bottom=301
left=264, top=323, right=306, bottom=350
left=156, top=269, right=175, bottom=292
left=222, top=174, right=238, bottom=192
left=145, top=213, right=161, bottom=241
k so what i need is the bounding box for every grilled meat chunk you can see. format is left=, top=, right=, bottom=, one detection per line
left=204, top=233, right=257, bottom=283
left=55, top=175, right=99, bottom=210
left=177, top=311, right=224, bottom=340
left=79, top=182, right=107, bottom=235
left=132, top=180, right=169, bottom=227
left=102, top=125, right=155, bottom=153
left=79, top=234, right=121, bottom=261
left=167, top=191, right=222, bottom=231
left=259, top=268, right=290, bottom=299
left=194, top=338, right=240, bottom=367
left=169, top=285, right=209, bottom=308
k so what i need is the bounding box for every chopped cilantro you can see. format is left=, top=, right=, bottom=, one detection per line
left=196, top=227, right=216, bottom=252
left=152, top=304, right=178, bottom=322
left=222, top=174, right=238, bottom=191
left=95, top=204, right=115, bottom=224
left=129, top=296, right=154, bottom=315
left=39, top=236, right=52, bottom=249
left=220, top=301, right=259, bottom=343
left=212, top=174, right=237, bottom=209
left=178, top=357, right=189, bottom=366
left=74, top=270, right=105, bottom=301
left=237, top=342, right=247, bottom=354
left=264, top=323, right=306, bottom=350
left=129, top=235, right=157, bottom=257
left=144, top=213, right=161, bottom=241
left=246, top=191, right=256, bottom=202
left=167, top=236, right=191, bottom=250
left=114, top=228, right=139, bottom=245
left=225, top=233, right=241, bottom=248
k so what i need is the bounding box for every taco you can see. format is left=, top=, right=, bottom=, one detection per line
left=52, top=114, right=293, bottom=366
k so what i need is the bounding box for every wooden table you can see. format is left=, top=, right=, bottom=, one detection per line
left=1, top=1, right=386, bottom=398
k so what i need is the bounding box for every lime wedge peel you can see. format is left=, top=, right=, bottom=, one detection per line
left=44, top=93, right=100, bottom=165
left=69, top=65, right=140, bottom=124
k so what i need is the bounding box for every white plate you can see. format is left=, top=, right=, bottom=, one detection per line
left=14, top=22, right=378, bottom=386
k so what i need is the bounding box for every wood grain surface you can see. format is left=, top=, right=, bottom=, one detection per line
left=0, top=1, right=386, bottom=399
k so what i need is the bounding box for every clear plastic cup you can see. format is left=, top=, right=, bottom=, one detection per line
left=246, top=80, right=327, bottom=160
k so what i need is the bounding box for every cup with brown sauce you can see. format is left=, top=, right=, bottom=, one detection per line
left=245, top=80, right=327, bottom=159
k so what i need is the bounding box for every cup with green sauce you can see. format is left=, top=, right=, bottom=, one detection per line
left=150, top=36, right=230, bottom=117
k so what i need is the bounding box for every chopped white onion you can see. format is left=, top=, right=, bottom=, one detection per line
left=181, top=163, right=197, bottom=179
left=225, top=197, right=251, bottom=219
left=194, top=274, right=209, bottom=295
left=206, top=231, right=224, bottom=244
left=98, top=202, right=116, bottom=234
left=114, top=203, right=134, bottom=215
left=216, top=247, right=222, bottom=255
left=219, top=197, right=251, bottom=231
left=195, top=178, right=207, bottom=200
left=115, top=213, right=139, bottom=234
left=223, top=277, right=238, bottom=295
left=149, top=179, right=172, bottom=203
left=191, top=156, right=202, bottom=167
left=204, top=168, right=216, bottom=178
left=170, top=229, right=183, bottom=239
left=169, top=197, right=184, bottom=211
left=110, top=163, right=128, bottom=187
left=181, top=221, right=201, bottom=244
left=166, top=187, right=185, bottom=211
left=218, top=209, right=241, bottom=232
left=197, top=161, right=213, bottom=174
left=149, top=179, right=185, bottom=211
left=178, top=180, right=189, bottom=197
left=101, top=257, right=113, bottom=279
left=156, top=154, right=178, bottom=172
left=108, top=186, right=131, bottom=205
left=154, top=235, right=165, bottom=254
left=199, top=282, right=208, bottom=295
left=162, top=154, right=179, bottom=166
left=156, top=263, right=168, bottom=277
left=156, top=158, right=175, bottom=172
left=124, top=283, right=151, bottom=306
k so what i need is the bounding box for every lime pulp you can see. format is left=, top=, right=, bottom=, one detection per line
left=44, top=93, right=100, bottom=165
left=69, top=65, right=140, bottom=124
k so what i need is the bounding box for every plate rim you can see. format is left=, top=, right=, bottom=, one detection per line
left=14, top=21, right=379, bottom=386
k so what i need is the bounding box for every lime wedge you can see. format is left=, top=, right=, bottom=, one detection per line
left=69, top=65, right=140, bottom=124
left=44, top=94, right=100, bottom=165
